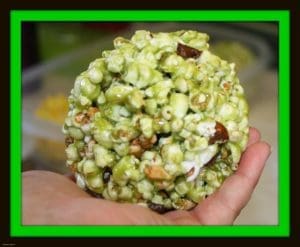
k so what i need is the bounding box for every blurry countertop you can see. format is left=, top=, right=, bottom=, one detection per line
left=235, top=70, right=278, bottom=225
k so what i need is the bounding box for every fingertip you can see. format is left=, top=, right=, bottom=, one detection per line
left=258, top=141, right=272, bottom=163
left=260, top=141, right=272, bottom=154
left=250, top=141, right=272, bottom=160
left=237, top=141, right=271, bottom=186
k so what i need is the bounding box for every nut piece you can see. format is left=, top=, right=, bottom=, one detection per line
left=87, top=107, right=99, bottom=118
left=129, top=144, right=143, bottom=158
left=75, top=107, right=99, bottom=124
left=222, top=81, right=231, bottom=91
left=173, top=198, right=197, bottom=210
left=177, top=43, right=202, bottom=59
left=129, top=135, right=157, bottom=158
left=155, top=181, right=174, bottom=190
left=139, top=134, right=157, bottom=149
left=147, top=202, right=173, bottom=214
left=65, top=136, right=74, bottom=147
left=209, top=121, right=229, bottom=144
left=186, top=167, right=195, bottom=177
left=75, top=112, right=89, bottom=124
left=144, top=166, right=171, bottom=180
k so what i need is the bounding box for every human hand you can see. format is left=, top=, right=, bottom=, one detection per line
left=22, top=127, right=270, bottom=225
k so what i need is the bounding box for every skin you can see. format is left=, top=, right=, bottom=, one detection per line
left=22, top=127, right=270, bottom=225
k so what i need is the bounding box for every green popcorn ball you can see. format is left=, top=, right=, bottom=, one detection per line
left=63, top=30, right=249, bottom=214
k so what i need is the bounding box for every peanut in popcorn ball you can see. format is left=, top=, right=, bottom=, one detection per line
left=63, top=30, right=249, bottom=213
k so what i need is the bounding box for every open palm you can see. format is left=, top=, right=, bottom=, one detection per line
left=23, top=128, right=270, bottom=225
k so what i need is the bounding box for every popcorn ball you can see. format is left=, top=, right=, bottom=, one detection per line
left=63, top=30, right=249, bottom=213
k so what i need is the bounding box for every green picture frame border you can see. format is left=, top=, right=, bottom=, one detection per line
left=11, top=10, right=290, bottom=237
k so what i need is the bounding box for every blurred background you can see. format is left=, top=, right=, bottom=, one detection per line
left=22, top=22, right=278, bottom=225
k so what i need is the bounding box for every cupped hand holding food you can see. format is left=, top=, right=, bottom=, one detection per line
left=22, top=127, right=270, bottom=225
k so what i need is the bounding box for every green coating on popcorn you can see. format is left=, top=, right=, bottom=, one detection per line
left=63, top=30, right=249, bottom=213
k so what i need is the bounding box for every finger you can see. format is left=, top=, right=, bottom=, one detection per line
left=164, top=209, right=200, bottom=225
left=247, top=127, right=261, bottom=147
left=59, top=198, right=174, bottom=225
left=165, top=129, right=262, bottom=225
left=191, top=141, right=271, bottom=225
